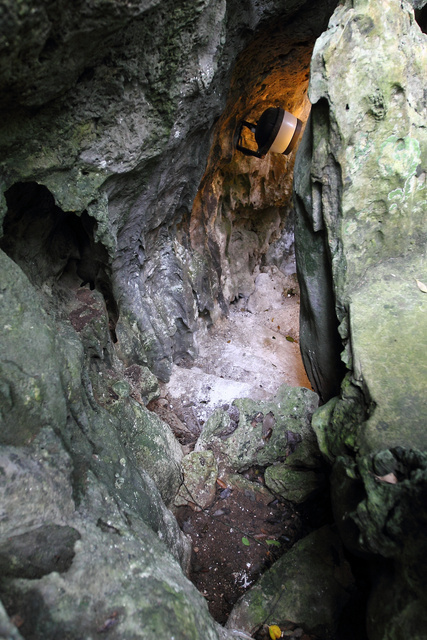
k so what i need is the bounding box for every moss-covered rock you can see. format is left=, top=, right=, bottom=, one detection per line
left=0, top=246, right=230, bottom=639
left=226, top=525, right=354, bottom=639
left=294, top=2, right=427, bottom=636
left=0, top=252, right=68, bottom=446
left=174, top=450, right=218, bottom=510
left=109, top=399, right=183, bottom=507
left=296, top=0, right=427, bottom=450
left=264, top=465, right=325, bottom=503
left=195, top=384, right=319, bottom=472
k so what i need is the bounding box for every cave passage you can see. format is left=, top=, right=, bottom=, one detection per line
left=161, top=3, right=356, bottom=633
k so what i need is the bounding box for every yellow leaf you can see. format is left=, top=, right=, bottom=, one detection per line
left=416, top=279, right=427, bottom=293
left=269, top=625, right=282, bottom=639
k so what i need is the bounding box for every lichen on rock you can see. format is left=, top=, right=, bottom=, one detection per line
left=195, top=384, right=319, bottom=472
left=294, top=0, right=427, bottom=636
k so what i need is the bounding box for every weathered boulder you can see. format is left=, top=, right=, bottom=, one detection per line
left=0, top=444, right=227, bottom=640
left=195, top=384, right=319, bottom=472
left=174, top=450, right=219, bottom=510
left=109, top=399, right=183, bottom=507
left=226, top=525, right=354, bottom=639
left=264, top=465, right=325, bottom=503
left=294, top=0, right=427, bottom=637
left=0, top=247, right=239, bottom=639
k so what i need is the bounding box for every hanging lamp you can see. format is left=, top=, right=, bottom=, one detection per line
left=235, top=107, right=302, bottom=159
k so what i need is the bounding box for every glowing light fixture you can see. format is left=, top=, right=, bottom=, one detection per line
left=235, top=107, right=302, bottom=159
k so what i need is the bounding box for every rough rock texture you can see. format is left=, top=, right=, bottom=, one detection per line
left=174, top=450, right=219, bottom=510
left=226, top=525, right=354, bottom=639
left=0, top=249, right=235, bottom=639
left=2, top=0, right=426, bottom=636
left=264, top=464, right=325, bottom=503
left=0, top=0, right=336, bottom=383
left=0, top=1, right=341, bottom=637
left=190, top=0, right=338, bottom=317
left=294, top=0, right=427, bottom=637
left=195, top=384, right=319, bottom=472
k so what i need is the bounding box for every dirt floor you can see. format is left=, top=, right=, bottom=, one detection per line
left=174, top=468, right=330, bottom=630
left=148, top=269, right=329, bottom=636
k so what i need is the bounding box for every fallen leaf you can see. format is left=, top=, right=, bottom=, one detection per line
left=376, top=472, right=398, bottom=484
left=241, top=536, right=251, bottom=546
left=269, top=624, right=282, bottom=639
left=286, top=335, right=295, bottom=342
left=266, top=539, right=281, bottom=547
left=416, top=279, right=427, bottom=293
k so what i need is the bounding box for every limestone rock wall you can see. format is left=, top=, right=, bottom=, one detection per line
left=294, top=1, right=427, bottom=637
left=0, top=0, right=335, bottom=382
left=0, top=1, right=337, bottom=637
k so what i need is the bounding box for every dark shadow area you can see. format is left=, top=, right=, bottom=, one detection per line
left=0, top=181, right=118, bottom=341
left=176, top=466, right=333, bottom=627
left=415, top=5, right=427, bottom=33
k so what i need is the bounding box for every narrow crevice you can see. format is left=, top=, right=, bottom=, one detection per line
left=415, top=5, right=427, bottom=33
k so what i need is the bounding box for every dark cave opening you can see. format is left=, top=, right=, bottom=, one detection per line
left=0, top=181, right=118, bottom=342
left=415, top=5, right=427, bottom=33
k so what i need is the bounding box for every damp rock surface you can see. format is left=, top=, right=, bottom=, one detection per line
left=294, top=1, right=427, bottom=637
left=0, top=245, right=229, bottom=640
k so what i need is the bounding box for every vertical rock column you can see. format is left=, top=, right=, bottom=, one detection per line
left=294, top=1, right=427, bottom=637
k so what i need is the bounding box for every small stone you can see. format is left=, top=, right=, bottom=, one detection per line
left=174, top=450, right=218, bottom=509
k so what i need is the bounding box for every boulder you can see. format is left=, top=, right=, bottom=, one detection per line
left=174, top=450, right=219, bottom=510
left=226, top=525, right=354, bottom=639
left=264, top=465, right=325, bottom=504
left=195, top=384, right=319, bottom=472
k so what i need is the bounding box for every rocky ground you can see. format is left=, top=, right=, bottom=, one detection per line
left=148, top=268, right=332, bottom=633
left=150, top=267, right=312, bottom=444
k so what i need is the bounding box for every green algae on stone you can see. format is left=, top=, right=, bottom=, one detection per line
left=310, top=372, right=367, bottom=461
left=195, top=384, right=319, bottom=472
left=226, top=525, right=354, bottom=639
left=109, top=398, right=183, bottom=507
left=174, top=450, right=218, bottom=510
left=0, top=488, right=226, bottom=640
left=296, top=5, right=427, bottom=637
left=0, top=251, right=67, bottom=445
left=351, top=258, right=427, bottom=454
left=351, top=448, right=427, bottom=639
left=264, top=465, right=325, bottom=504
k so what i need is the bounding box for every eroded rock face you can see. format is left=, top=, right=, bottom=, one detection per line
left=2, top=0, right=425, bottom=636
left=294, top=0, right=427, bottom=636
left=0, top=0, right=338, bottom=382
left=0, top=251, right=226, bottom=639
left=0, top=1, right=338, bottom=636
